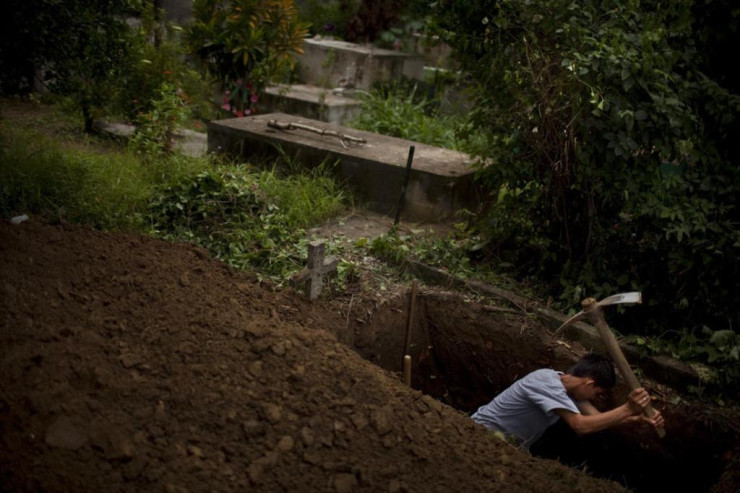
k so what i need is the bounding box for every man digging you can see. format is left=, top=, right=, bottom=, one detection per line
left=471, top=353, right=665, bottom=449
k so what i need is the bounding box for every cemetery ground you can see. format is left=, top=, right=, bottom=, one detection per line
left=1, top=98, right=739, bottom=492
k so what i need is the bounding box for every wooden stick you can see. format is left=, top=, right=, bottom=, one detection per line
left=582, top=298, right=666, bottom=438
left=345, top=294, right=355, bottom=330
left=267, top=120, right=367, bottom=145
left=403, top=355, right=412, bottom=387
left=403, top=280, right=418, bottom=361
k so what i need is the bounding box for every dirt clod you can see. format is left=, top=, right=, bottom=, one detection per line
left=44, top=416, right=88, bottom=450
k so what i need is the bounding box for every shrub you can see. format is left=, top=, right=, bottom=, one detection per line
left=20, top=0, right=137, bottom=132
left=295, top=0, right=361, bottom=39
left=129, top=81, right=189, bottom=158
left=417, top=0, right=740, bottom=338
left=186, top=0, right=309, bottom=116
left=117, top=3, right=216, bottom=124
left=350, top=83, right=471, bottom=150
left=147, top=162, right=346, bottom=279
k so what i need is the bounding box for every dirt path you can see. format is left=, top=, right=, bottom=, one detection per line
left=0, top=219, right=632, bottom=492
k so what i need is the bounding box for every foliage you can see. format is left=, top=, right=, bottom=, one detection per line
left=147, top=163, right=347, bottom=279
left=186, top=0, right=309, bottom=115
left=350, top=83, right=474, bottom=150
left=630, top=327, right=740, bottom=392
left=219, top=79, right=260, bottom=118
left=375, top=16, right=424, bottom=52
left=0, top=100, right=347, bottom=282
left=343, top=0, right=406, bottom=43
left=129, top=81, right=189, bottom=158
left=5, top=0, right=140, bottom=132
left=256, top=159, right=347, bottom=227
left=367, top=225, right=475, bottom=278
left=416, top=1, right=740, bottom=352
left=0, top=125, right=151, bottom=230
left=117, top=2, right=216, bottom=124
left=296, top=0, right=361, bottom=38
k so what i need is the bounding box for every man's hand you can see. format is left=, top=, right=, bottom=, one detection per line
left=639, top=408, right=664, bottom=429
left=626, top=387, right=653, bottom=414
left=622, top=407, right=665, bottom=429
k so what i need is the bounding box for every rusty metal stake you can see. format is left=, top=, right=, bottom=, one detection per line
left=394, top=145, right=416, bottom=227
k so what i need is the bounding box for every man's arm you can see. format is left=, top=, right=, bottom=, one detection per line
left=555, top=404, right=635, bottom=435
left=579, top=399, right=665, bottom=427
left=558, top=388, right=663, bottom=435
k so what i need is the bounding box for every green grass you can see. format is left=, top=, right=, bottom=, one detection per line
left=0, top=124, right=208, bottom=230
left=348, top=84, right=478, bottom=151
left=0, top=109, right=348, bottom=282
left=256, top=160, right=347, bottom=229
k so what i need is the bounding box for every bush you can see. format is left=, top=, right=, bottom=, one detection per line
left=349, top=83, right=472, bottom=150
left=296, top=0, right=361, bottom=39
left=18, top=0, right=137, bottom=132
left=116, top=3, right=216, bottom=125
left=129, top=81, right=190, bottom=158
left=147, top=162, right=346, bottom=279
left=414, top=0, right=740, bottom=387
left=420, top=1, right=739, bottom=322
left=186, top=0, right=309, bottom=116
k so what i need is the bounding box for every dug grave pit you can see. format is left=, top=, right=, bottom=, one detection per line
left=1, top=219, right=638, bottom=493
left=333, top=289, right=739, bottom=493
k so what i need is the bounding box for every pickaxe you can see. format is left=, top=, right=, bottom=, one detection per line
left=557, top=292, right=666, bottom=438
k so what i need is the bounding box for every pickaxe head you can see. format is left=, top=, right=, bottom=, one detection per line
left=555, top=292, right=642, bottom=334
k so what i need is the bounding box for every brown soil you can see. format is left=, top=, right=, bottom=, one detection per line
left=1, top=98, right=738, bottom=492
left=0, top=219, right=630, bottom=492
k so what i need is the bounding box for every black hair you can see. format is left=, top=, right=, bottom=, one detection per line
left=567, top=353, right=616, bottom=389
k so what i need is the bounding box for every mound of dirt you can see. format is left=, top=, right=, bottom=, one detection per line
left=0, top=219, right=629, bottom=492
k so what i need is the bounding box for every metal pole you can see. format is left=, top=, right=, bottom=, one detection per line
left=394, top=145, right=416, bottom=227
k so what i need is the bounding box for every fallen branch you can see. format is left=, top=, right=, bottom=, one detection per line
left=267, top=120, right=367, bottom=147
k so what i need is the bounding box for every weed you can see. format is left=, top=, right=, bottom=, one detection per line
left=130, top=81, right=189, bottom=158
left=147, top=160, right=347, bottom=281
left=0, top=126, right=150, bottom=230
left=1, top=108, right=346, bottom=285
left=349, top=82, right=480, bottom=152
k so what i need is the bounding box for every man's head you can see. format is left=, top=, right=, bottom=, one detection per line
left=565, top=353, right=616, bottom=401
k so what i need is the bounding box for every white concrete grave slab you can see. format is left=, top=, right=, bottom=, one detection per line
left=261, top=84, right=361, bottom=126
left=208, top=113, right=480, bottom=222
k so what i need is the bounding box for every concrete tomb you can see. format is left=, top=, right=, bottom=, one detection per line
left=208, top=113, right=479, bottom=222
left=296, top=38, right=424, bottom=91
left=261, top=84, right=361, bottom=126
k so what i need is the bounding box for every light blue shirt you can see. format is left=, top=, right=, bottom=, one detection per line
left=471, top=369, right=580, bottom=448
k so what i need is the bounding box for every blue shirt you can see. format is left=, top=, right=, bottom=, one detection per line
left=471, top=369, right=580, bottom=448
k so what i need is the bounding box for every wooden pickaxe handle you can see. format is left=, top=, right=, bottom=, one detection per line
left=582, top=298, right=666, bottom=438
